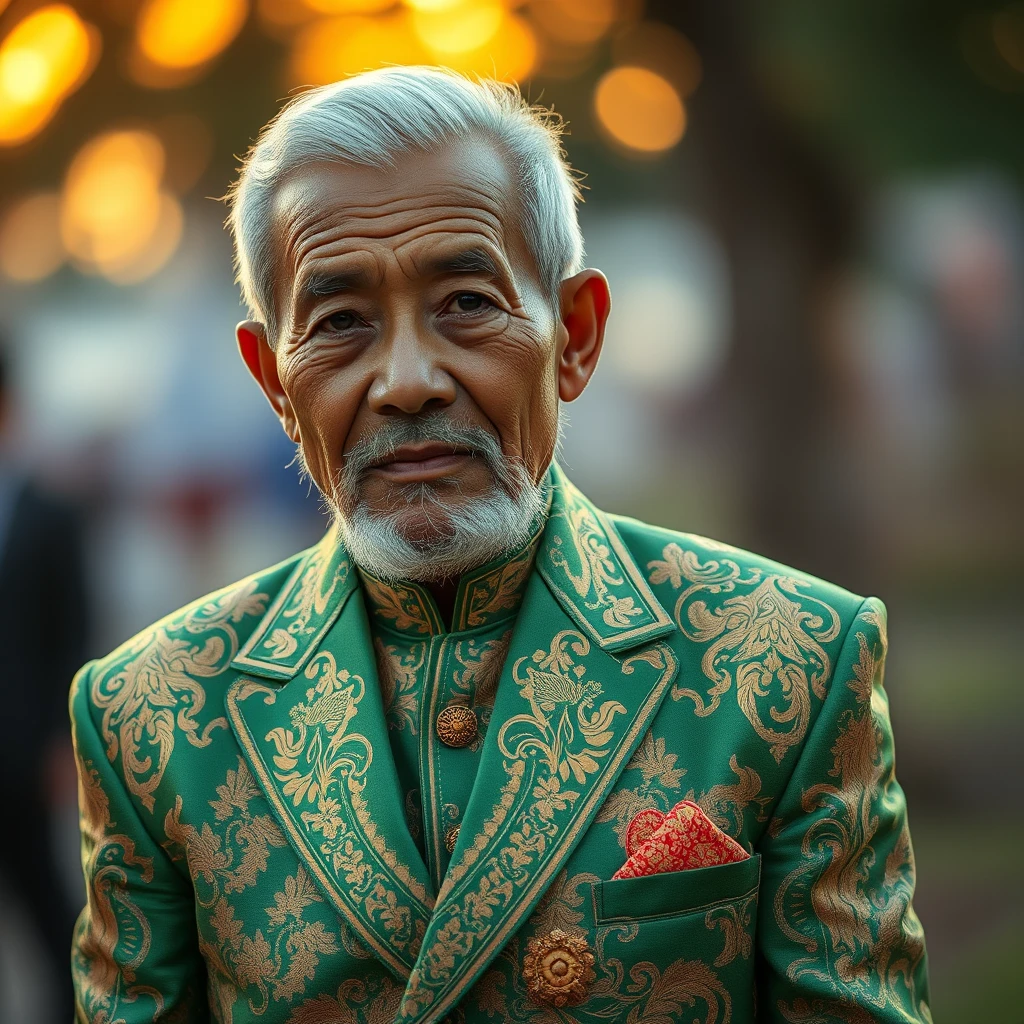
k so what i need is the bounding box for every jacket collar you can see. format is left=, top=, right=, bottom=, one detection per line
left=230, top=463, right=671, bottom=679
left=225, top=466, right=679, bottom=1008
left=358, top=523, right=544, bottom=637
left=231, top=527, right=356, bottom=680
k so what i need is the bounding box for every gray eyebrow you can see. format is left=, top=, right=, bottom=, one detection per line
left=300, top=269, right=373, bottom=299
left=422, top=246, right=502, bottom=279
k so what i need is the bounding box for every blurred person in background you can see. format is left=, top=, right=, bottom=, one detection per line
left=0, top=338, right=89, bottom=1024
left=68, top=68, right=930, bottom=1023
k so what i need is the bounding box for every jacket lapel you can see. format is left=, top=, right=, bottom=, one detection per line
left=225, top=531, right=435, bottom=979
left=395, top=469, right=679, bottom=1023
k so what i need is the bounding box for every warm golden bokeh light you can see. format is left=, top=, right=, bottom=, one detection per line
left=432, top=12, right=537, bottom=81
left=136, top=0, right=248, bottom=70
left=611, top=20, right=702, bottom=98
left=60, top=129, right=183, bottom=282
left=594, top=66, right=686, bottom=154
left=0, top=5, right=99, bottom=146
left=403, top=0, right=466, bottom=11
left=104, top=193, right=184, bottom=284
left=412, top=0, right=503, bottom=55
left=529, top=0, right=618, bottom=45
left=300, top=0, right=395, bottom=12
left=290, top=12, right=428, bottom=85
left=0, top=192, right=65, bottom=282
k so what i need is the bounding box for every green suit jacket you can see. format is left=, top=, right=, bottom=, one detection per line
left=71, top=466, right=931, bottom=1023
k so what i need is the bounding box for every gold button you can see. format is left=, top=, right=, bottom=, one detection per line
left=435, top=704, right=478, bottom=748
left=523, top=930, right=595, bottom=1007
left=444, top=823, right=461, bottom=854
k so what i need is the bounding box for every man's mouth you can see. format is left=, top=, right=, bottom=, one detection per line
left=368, top=442, right=475, bottom=482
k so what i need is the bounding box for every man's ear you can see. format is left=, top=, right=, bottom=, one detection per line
left=236, top=321, right=300, bottom=442
left=557, top=269, right=611, bottom=403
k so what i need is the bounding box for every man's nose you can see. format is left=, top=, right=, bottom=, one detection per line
left=367, top=328, right=456, bottom=416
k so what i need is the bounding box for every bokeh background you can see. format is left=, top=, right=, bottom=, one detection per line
left=1, top=0, right=1022, bottom=1020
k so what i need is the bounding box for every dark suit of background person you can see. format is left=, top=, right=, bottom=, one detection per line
left=0, top=344, right=90, bottom=1024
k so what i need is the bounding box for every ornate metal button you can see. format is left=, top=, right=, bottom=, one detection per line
left=435, top=704, right=478, bottom=748
left=443, top=823, right=461, bottom=854
left=523, top=929, right=595, bottom=1007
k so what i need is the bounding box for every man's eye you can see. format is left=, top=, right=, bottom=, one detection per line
left=449, top=292, right=491, bottom=313
left=323, top=310, right=360, bottom=332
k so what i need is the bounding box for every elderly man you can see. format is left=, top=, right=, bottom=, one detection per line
left=70, top=67, right=930, bottom=1023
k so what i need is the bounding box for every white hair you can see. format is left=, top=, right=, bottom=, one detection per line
left=225, top=65, right=585, bottom=342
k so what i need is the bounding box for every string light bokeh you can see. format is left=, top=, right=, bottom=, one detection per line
left=0, top=0, right=695, bottom=287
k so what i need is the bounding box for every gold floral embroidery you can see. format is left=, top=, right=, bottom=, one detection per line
left=459, top=538, right=538, bottom=629
left=259, top=542, right=351, bottom=662
left=163, top=758, right=287, bottom=906
left=774, top=613, right=930, bottom=1021
left=372, top=635, right=425, bottom=733
left=262, top=650, right=430, bottom=958
left=162, top=757, right=338, bottom=1018
left=401, top=635, right=676, bottom=1018
left=285, top=975, right=403, bottom=1024
left=499, top=631, right=628, bottom=786
left=706, top=894, right=757, bottom=967
left=475, top=940, right=733, bottom=1023
left=204, top=867, right=339, bottom=1016
left=91, top=578, right=267, bottom=810
left=361, top=574, right=438, bottom=635
left=693, top=755, right=771, bottom=836
left=451, top=630, right=513, bottom=749
left=595, top=731, right=686, bottom=846
left=73, top=757, right=164, bottom=1022
left=548, top=503, right=645, bottom=630
left=597, top=732, right=767, bottom=849
left=648, top=542, right=841, bottom=762
left=779, top=999, right=881, bottom=1024
left=529, top=869, right=600, bottom=937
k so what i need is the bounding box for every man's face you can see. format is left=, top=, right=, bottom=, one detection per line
left=267, top=137, right=569, bottom=542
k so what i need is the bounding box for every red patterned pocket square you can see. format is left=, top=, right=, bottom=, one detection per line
left=612, top=800, right=750, bottom=880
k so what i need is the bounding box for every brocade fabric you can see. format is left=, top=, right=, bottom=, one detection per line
left=70, top=464, right=931, bottom=1023
left=359, top=531, right=539, bottom=884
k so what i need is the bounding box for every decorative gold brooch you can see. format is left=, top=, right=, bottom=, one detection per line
left=523, top=929, right=596, bottom=1007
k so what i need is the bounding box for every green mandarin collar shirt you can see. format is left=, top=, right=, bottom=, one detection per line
left=357, top=527, right=542, bottom=884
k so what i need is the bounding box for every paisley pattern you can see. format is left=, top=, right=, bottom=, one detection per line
left=772, top=605, right=931, bottom=1022
left=73, top=749, right=164, bottom=1022
left=648, top=541, right=841, bottom=762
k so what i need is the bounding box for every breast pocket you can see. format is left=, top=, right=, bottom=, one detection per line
left=593, top=854, right=761, bottom=925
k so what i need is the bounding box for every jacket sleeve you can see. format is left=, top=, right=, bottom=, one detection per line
left=70, top=662, right=209, bottom=1023
left=755, top=597, right=932, bottom=1023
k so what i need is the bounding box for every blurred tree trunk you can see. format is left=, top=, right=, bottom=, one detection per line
left=650, top=0, right=863, bottom=585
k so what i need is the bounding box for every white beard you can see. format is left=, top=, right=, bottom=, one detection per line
left=298, top=410, right=562, bottom=583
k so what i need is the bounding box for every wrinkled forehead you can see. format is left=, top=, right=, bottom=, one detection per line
left=269, top=136, right=535, bottom=298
